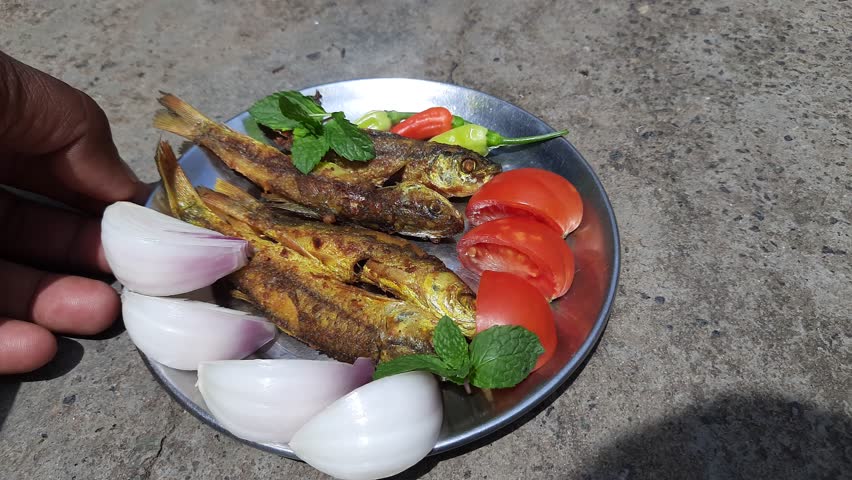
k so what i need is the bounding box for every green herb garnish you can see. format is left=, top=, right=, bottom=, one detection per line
left=374, top=316, right=544, bottom=389
left=324, top=112, right=375, bottom=161
left=242, top=117, right=269, bottom=144
left=290, top=128, right=329, bottom=175
left=248, top=91, right=375, bottom=173
left=247, top=92, right=302, bottom=131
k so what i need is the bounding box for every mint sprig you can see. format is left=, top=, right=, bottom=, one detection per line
left=373, top=316, right=544, bottom=390
left=248, top=91, right=375, bottom=173
left=247, top=93, right=301, bottom=131
left=469, top=325, right=544, bottom=389
left=291, top=129, right=329, bottom=175
left=324, top=112, right=375, bottom=162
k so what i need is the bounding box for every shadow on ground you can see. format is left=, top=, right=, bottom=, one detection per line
left=0, top=336, right=85, bottom=431
left=394, top=388, right=851, bottom=480
left=574, top=393, right=852, bottom=480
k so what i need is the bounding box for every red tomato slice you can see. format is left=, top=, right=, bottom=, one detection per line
left=457, top=217, right=575, bottom=300
left=466, top=168, right=583, bottom=237
left=476, top=271, right=557, bottom=371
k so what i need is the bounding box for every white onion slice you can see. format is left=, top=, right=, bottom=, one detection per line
left=290, top=371, right=443, bottom=480
left=122, top=291, right=275, bottom=370
left=197, top=358, right=375, bottom=443
left=102, top=201, right=249, bottom=296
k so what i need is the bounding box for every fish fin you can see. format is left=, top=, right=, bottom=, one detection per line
left=261, top=193, right=323, bottom=219
left=202, top=188, right=317, bottom=260
left=229, top=289, right=255, bottom=304
left=198, top=188, right=254, bottom=225
left=221, top=213, right=262, bottom=239
left=153, top=93, right=209, bottom=139
left=214, top=178, right=259, bottom=204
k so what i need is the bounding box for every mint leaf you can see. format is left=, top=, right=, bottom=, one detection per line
left=242, top=117, right=268, bottom=144
left=433, top=316, right=469, bottom=373
left=278, top=92, right=325, bottom=135
left=469, top=325, right=544, bottom=389
left=291, top=133, right=329, bottom=174
left=373, top=354, right=457, bottom=381
left=324, top=112, right=375, bottom=162
left=281, top=91, right=326, bottom=115
left=248, top=93, right=301, bottom=131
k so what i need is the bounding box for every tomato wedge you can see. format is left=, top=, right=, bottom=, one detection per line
left=476, top=271, right=557, bottom=370
left=457, top=217, right=575, bottom=300
left=466, top=168, right=583, bottom=237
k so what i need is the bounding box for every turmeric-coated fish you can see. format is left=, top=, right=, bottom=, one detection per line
left=200, top=179, right=476, bottom=335
left=273, top=129, right=502, bottom=197
left=154, top=141, right=455, bottom=361
left=153, top=94, right=463, bottom=239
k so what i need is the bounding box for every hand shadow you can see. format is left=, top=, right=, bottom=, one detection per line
left=0, top=336, right=85, bottom=431
left=577, top=393, right=852, bottom=480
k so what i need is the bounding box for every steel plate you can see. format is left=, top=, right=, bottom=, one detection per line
left=142, top=78, right=620, bottom=459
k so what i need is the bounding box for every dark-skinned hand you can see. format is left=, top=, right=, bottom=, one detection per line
left=0, top=51, right=148, bottom=374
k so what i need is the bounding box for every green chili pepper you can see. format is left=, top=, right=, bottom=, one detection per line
left=451, top=116, right=468, bottom=128
left=430, top=124, right=490, bottom=155
left=484, top=128, right=569, bottom=148
left=386, top=111, right=414, bottom=125
left=354, top=110, right=392, bottom=131
left=448, top=115, right=568, bottom=149
left=377, top=110, right=569, bottom=153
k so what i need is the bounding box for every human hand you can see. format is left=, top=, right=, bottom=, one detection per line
left=0, top=51, right=148, bottom=374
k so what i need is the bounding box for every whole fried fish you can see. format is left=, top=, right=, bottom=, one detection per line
left=274, top=129, right=502, bottom=197
left=154, top=141, right=452, bottom=361
left=200, top=179, right=477, bottom=335
left=153, top=94, right=463, bottom=239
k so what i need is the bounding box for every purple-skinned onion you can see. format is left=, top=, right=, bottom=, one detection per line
left=197, top=358, right=375, bottom=444
left=122, top=290, right=276, bottom=370
left=102, top=201, right=249, bottom=296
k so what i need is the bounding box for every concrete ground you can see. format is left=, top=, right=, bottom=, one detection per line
left=1, top=0, right=850, bottom=479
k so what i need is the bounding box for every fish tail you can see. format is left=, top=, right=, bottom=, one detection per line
left=154, top=140, right=232, bottom=233
left=154, top=140, right=198, bottom=217
left=153, top=92, right=210, bottom=139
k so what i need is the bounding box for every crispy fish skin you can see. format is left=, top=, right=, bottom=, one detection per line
left=153, top=93, right=463, bottom=239
left=200, top=180, right=477, bottom=336
left=233, top=249, right=435, bottom=362
left=154, top=140, right=438, bottom=361
left=275, top=129, right=502, bottom=197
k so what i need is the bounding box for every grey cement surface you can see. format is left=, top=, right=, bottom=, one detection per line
left=1, top=0, right=850, bottom=479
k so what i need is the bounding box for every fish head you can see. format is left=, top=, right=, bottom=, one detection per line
left=417, top=145, right=502, bottom=197
left=392, top=183, right=464, bottom=239
left=428, top=273, right=477, bottom=336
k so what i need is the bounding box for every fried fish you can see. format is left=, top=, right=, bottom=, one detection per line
left=154, top=141, right=469, bottom=361
left=153, top=94, right=463, bottom=239
left=274, top=129, right=502, bottom=197
left=200, top=179, right=476, bottom=335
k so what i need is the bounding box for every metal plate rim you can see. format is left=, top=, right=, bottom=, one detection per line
left=140, top=77, right=621, bottom=459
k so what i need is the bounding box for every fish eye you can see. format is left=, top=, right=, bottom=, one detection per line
left=428, top=201, right=444, bottom=215
left=461, top=159, right=476, bottom=173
